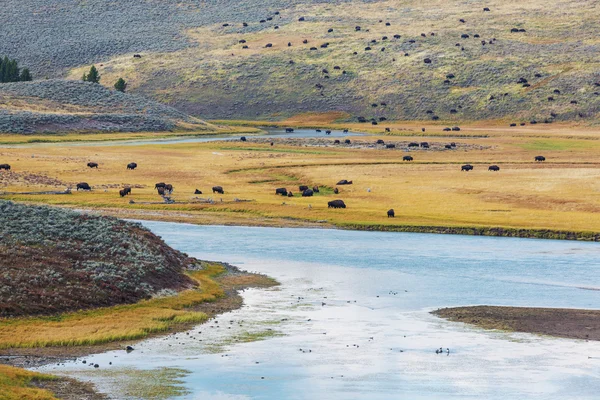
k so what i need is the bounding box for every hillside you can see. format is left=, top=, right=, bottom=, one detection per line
left=0, top=80, right=214, bottom=134
left=2, top=0, right=598, bottom=123
left=0, top=201, right=197, bottom=317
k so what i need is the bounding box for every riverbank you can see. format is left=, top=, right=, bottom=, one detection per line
left=433, top=306, right=600, bottom=341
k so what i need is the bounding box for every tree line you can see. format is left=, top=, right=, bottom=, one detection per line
left=0, top=56, right=32, bottom=83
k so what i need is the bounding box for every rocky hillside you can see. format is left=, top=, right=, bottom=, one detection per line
left=3, top=0, right=600, bottom=123
left=0, top=80, right=214, bottom=134
left=0, top=201, right=197, bottom=317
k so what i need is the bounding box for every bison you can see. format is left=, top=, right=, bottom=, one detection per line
left=87, top=162, right=98, bottom=169
left=165, top=184, right=173, bottom=193
left=119, top=189, right=128, bottom=197
left=344, top=139, right=351, bottom=144
left=122, top=187, right=132, bottom=195
left=302, top=189, right=314, bottom=197
left=276, top=188, right=288, bottom=196
left=387, top=209, right=395, bottom=218
left=488, top=165, right=500, bottom=171
left=0, top=164, right=11, bottom=170
left=76, top=182, right=91, bottom=191
left=313, top=186, right=320, bottom=193
left=213, top=186, right=225, bottom=194
left=408, top=142, right=419, bottom=147
left=127, top=162, right=137, bottom=170
left=240, top=136, right=247, bottom=141
left=420, top=142, right=430, bottom=148
left=535, top=156, right=546, bottom=162
left=403, top=156, right=413, bottom=161
left=334, top=187, right=339, bottom=194
left=336, top=180, right=352, bottom=185
left=386, top=144, right=396, bottom=149
left=461, top=164, right=474, bottom=171
left=325, top=130, right=331, bottom=134
left=285, top=128, right=294, bottom=133
left=157, top=187, right=166, bottom=196
left=195, top=189, right=203, bottom=194
left=155, top=182, right=166, bottom=190
left=328, top=200, right=346, bottom=209
left=299, top=185, right=309, bottom=191
left=287, top=191, right=293, bottom=197
left=334, top=139, right=341, bottom=144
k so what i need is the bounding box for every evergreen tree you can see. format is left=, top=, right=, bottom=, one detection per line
left=82, top=65, right=100, bottom=83
left=114, top=77, right=127, bottom=92
left=19, top=68, right=32, bottom=82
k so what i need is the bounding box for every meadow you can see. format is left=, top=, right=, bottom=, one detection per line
left=2, top=123, right=600, bottom=238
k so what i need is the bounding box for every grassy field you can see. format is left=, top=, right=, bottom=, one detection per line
left=2, top=124, right=600, bottom=237
left=62, top=0, right=600, bottom=121
left=0, top=365, right=58, bottom=400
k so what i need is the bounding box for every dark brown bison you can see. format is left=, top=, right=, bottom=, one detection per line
left=155, top=182, right=166, bottom=190
left=312, top=186, right=319, bottom=193
left=488, top=165, right=500, bottom=171
left=240, top=136, right=247, bottom=141
left=334, top=140, right=341, bottom=144
left=461, top=164, right=474, bottom=171
left=343, top=129, right=349, bottom=133
left=334, top=188, right=339, bottom=194
left=87, top=162, right=98, bottom=169
left=328, top=200, right=346, bottom=209
left=165, top=184, right=173, bottom=193
left=133, top=54, right=142, bottom=58
left=325, top=130, right=331, bottom=134
left=276, top=188, right=288, bottom=196
left=127, top=162, right=137, bottom=170
left=336, top=180, right=353, bottom=185
left=123, top=187, right=132, bottom=195
left=195, top=189, right=203, bottom=194
left=299, top=185, right=309, bottom=192
left=213, top=186, right=225, bottom=194
left=302, top=189, right=314, bottom=197
left=119, top=189, right=127, bottom=197
left=76, top=182, right=91, bottom=191
left=408, top=142, right=419, bottom=147
left=421, top=142, right=430, bottom=148
left=445, top=144, right=452, bottom=149
left=285, top=128, right=294, bottom=133
left=452, top=127, right=461, bottom=131
left=344, top=139, right=351, bottom=144
left=387, top=209, right=395, bottom=218
left=535, top=156, right=546, bottom=162
left=386, top=144, right=396, bottom=149
left=0, top=164, right=11, bottom=170
left=157, top=187, right=166, bottom=196
left=403, top=156, right=413, bottom=161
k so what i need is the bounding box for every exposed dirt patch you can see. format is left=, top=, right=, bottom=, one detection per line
left=433, top=306, right=600, bottom=341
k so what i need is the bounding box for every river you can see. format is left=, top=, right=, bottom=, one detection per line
left=37, top=222, right=600, bottom=399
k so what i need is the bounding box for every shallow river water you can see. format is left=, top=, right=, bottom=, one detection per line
left=38, top=223, right=600, bottom=399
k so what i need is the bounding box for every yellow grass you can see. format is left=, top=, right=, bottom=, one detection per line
left=0, top=365, right=58, bottom=400
left=0, top=263, right=225, bottom=349
left=2, top=124, right=600, bottom=235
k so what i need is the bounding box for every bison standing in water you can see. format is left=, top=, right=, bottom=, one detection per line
left=328, top=200, right=346, bottom=209
left=127, top=162, right=137, bottom=170
left=87, top=162, right=98, bottom=169
left=76, top=182, right=91, bottom=191
left=285, top=128, right=294, bottom=133
left=535, top=156, right=546, bottom=162
left=213, top=186, right=224, bottom=194
left=0, top=164, right=11, bottom=170
left=488, top=165, right=500, bottom=171
left=387, top=209, right=395, bottom=218
left=276, top=188, right=288, bottom=196
left=461, top=164, right=474, bottom=171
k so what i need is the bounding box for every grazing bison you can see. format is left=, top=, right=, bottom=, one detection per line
left=408, top=142, right=419, bottom=147
left=127, top=162, right=137, bottom=170
left=213, top=186, right=225, bottom=194
left=535, top=156, right=546, bottom=162
left=445, top=144, right=452, bottom=149
left=344, top=139, right=351, bottom=144
left=420, top=142, right=429, bottom=148
left=387, top=209, right=395, bottom=218
left=195, top=189, right=202, bottom=194
left=119, top=189, right=128, bottom=197
left=285, top=128, right=294, bottom=133
left=76, top=182, right=91, bottom=191
left=302, top=189, right=314, bottom=197
left=334, top=188, right=339, bottom=194
left=488, top=165, right=500, bottom=171
left=0, top=164, right=10, bottom=171
left=403, top=156, right=413, bottom=161
left=276, top=188, right=288, bottom=196
left=240, top=136, right=247, bottom=141
left=87, top=162, right=98, bottom=169
left=452, top=127, right=461, bottom=131
left=461, top=164, right=474, bottom=171
left=155, top=182, right=166, bottom=190
left=336, top=180, right=352, bottom=185
left=386, top=144, right=396, bottom=149
left=122, top=187, right=132, bottom=195
left=313, top=186, right=320, bottom=193
left=334, top=139, right=341, bottom=144
left=299, top=185, right=309, bottom=192
left=328, top=200, right=346, bottom=209
left=287, top=191, right=293, bottom=197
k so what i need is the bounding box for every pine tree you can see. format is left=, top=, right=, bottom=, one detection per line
left=82, top=65, right=100, bottom=83
left=19, top=68, right=32, bottom=82
left=114, top=77, right=127, bottom=92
